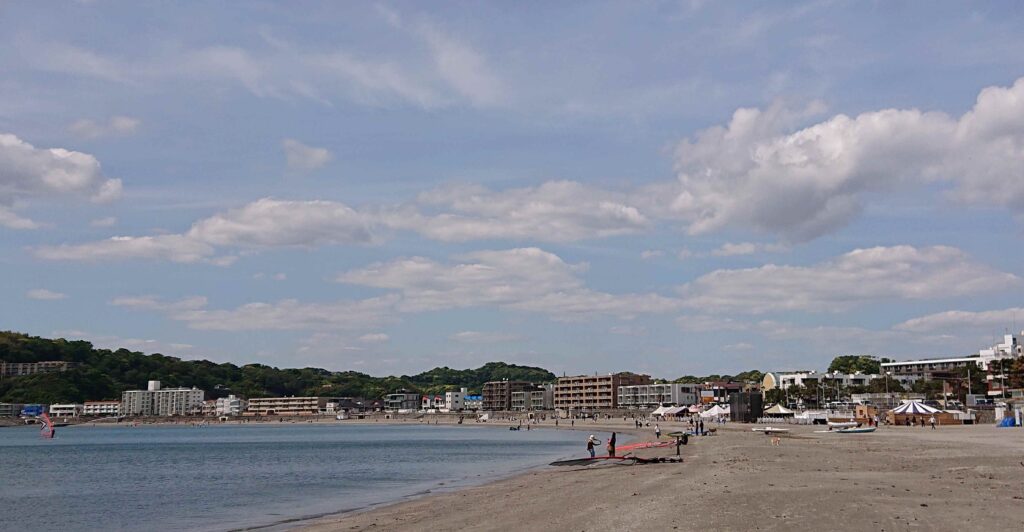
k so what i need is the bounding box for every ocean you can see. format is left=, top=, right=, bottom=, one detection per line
left=0, top=422, right=587, bottom=531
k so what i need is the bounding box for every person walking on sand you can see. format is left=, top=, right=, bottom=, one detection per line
left=607, top=432, right=617, bottom=457
left=929, top=415, right=936, bottom=429
left=655, top=424, right=661, bottom=439
left=587, top=435, right=597, bottom=458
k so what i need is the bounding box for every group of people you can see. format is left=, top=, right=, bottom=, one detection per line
left=905, top=415, right=938, bottom=429
left=586, top=432, right=617, bottom=457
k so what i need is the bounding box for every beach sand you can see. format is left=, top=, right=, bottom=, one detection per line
left=299, top=420, right=1024, bottom=531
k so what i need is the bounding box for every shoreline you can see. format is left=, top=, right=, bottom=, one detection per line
left=295, top=422, right=1024, bottom=532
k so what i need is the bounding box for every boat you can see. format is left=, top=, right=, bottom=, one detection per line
left=751, top=427, right=790, bottom=433
left=836, top=426, right=876, bottom=434
left=827, top=421, right=858, bottom=429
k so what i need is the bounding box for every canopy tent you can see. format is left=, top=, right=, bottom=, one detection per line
left=891, top=401, right=941, bottom=415
left=763, top=404, right=795, bottom=416
left=651, top=406, right=671, bottom=416
left=687, top=404, right=702, bottom=414
left=665, top=406, right=687, bottom=415
left=700, top=405, right=730, bottom=418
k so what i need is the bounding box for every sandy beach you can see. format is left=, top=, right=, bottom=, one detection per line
left=299, top=420, right=1024, bottom=531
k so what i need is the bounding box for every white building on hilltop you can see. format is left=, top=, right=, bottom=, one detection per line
left=122, top=380, right=205, bottom=416
left=216, top=395, right=247, bottom=416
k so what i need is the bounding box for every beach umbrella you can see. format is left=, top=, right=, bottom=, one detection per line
left=890, top=401, right=940, bottom=415
left=764, top=404, right=795, bottom=416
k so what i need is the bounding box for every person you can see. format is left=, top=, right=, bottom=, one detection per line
left=607, top=432, right=617, bottom=457
left=699, top=419, right=704, bottom=434
left=929, top=415, right=936, bottom=430
left=655, top=424, right=661, bottom=439
left=586, top=435, right=597, bottom=458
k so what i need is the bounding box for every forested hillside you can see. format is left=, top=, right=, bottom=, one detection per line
left=0, top=331, right=555, bottom=404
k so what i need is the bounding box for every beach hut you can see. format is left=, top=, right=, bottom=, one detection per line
left=888, top=401, right=956, bottom=426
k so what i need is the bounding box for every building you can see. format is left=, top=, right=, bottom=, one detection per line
left=880, top=332, right=1024, bottom=396
left=443, top=388, right=468, bottom=411
left=463, top=395, right=482, bottom=411
left=850, top=393, right=925, bottom=409
left=215, top=395, right=247, bottom=416
left=121, top=380, right=205, bottom=416
left=0, top=360, right=75, bottom=378
left=83, top=401, right=121, bottom=416
left=511, top=386, right=553, bottom=411
left=201, top=400, right=217, bottom=416
left=0, top=403, right=25, bottom=417
left=761, top=371, right=888, bottom=391
left=421, top=395, right=445, bottom=410
left=700, top=381, right=744, bottom=404
left=617, top=383, right=699, bottom=408
left=554, top=373, right=651, bottom=413
left=384, top=392, right=421, bottom=412
left=246, top=396, right=340, bottom=416
left=482, top=381, right=536, bottom=411
left=48, top=404, right=83, bottom=418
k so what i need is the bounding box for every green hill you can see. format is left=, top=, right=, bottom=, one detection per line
left=0, top=331, right=555, bottom=404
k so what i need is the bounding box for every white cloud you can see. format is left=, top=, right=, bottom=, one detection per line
left=417, top=22, right=504, bottom=107
left=641, top=249, right=664, bottom=259
left=68, top=115, right=141, bottom=139
left=338, top=247, right=681, bottom=318
left=407, top=181, right=649, bottom=242
left=894, top=307, right=1024, bottom=333
left=26, top=288, right=67, bottom=300
left=608, top=325, right=648, bottom=337
left=711, top=242, right=787, bottom=257
left=36, top=234, right=215, bottom=263
left=680, top=245, right=1018, bottom=313
left=449, top=331, right=524, bottom=343
left=0, top=132, right=122, bottom=228
left=723, top=342, right=753, bottom=350
left=282, top=139, right=332, bottom=173
left=358, top=333, right=390, bottom=343
left=670, top=77, right=1024, bottom=240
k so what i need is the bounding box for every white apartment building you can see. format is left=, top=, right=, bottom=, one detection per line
left=121, top=381, right=205, bottom=416
left=444, top=388, right=468, bottom=411
left=49, top=404, right=83, bottom=418
left=214, top=395, right=247, bottom=416
left=464, top=395, right=482, bottom=411
left=762, top=371, right=886, bottom=391
left=246, top=396, right=338, bottom=416
left=617, top=383, right=699, bottom=408
left=83, top=401, right=121, bottom=416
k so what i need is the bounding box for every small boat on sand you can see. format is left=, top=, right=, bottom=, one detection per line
left=836, top=426, right=876, bottom=434
left=751, top=427, right=790, bottom=433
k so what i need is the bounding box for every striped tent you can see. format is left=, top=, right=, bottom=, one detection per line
left=891, top=401, right=940, bottom=415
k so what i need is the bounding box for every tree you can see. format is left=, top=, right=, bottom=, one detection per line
left=828, top=355, right=881, bottom=375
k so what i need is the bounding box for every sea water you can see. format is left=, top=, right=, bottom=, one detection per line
left=0, top=423, right=587, bottom=531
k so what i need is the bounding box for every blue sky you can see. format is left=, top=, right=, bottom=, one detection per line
left=3, top=1, right=1024, bottom=377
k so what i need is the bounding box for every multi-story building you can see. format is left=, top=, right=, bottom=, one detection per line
left=421, top=395, right=444, bottom=410
left=617, top=383, right=699, bottom=408
left=482, top=381, right=535, bottom=411
left=443, top=388, right=468, bottom=411
left=463, top=395, right=482, bottom=411
left=49, top=404, right=83, bottom=418
left=530, top=385, right=554, bottom=410
left=699, top=381, right=744, bottom=404
left=554, top=373, right=651, bottom=413
left=384, top=392, right=421, bottom=412
left=121, top=380, right=205, bottom=416
left=761, top=371, right=889, bottom=391
left=0, top=360, right=76, bottom=378
left=246, top=396, right=340, bottom=416
left=215, top=395, right=247, bottom=416
left=83, top=400, right=121, bottom=416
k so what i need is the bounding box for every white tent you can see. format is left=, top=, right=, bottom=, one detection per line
left=651, top=406, right=671, bottom=416
left=764, top=404, right=795, bottom=416
left=700, top=404, right=730, bottom=418
left=665, top=406, right=687, bottom=415
left=687, top=404, right=702, bottom=414
left=891, top=401, right=940, bottom=415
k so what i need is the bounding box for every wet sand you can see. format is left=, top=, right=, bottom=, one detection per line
left=298, top=421, right=1024, bottom=531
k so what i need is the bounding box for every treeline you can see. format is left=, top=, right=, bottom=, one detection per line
left=673, top=370, right=765, bottom=384
left=0, top=331, right=555, bottom=404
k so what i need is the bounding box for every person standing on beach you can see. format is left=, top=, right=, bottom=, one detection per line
left=587, top=435, right=597, bottom=458
left=607, top=432, right=617, bottom=457
left=655, top=424, right=661, bottom=439
left=929, top=415, right=936, bottom=429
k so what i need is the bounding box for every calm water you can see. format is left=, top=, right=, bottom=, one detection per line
left=0, top=423, right=587, bottom=531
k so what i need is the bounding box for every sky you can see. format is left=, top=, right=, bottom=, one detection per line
left=3, top=1, right=1024, bottom=378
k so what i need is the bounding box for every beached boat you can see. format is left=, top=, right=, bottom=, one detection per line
left=751, top=427, right=790, bottom=433
left=836, top=426, right=875, bottom=434
left=827, top=421, right=858, bottom=429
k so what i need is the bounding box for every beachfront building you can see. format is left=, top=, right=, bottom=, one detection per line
left=443, top=388, right=468, bottom=411
left=384, top=392, right=421, bottom=412
left=700, top=381, right=744, bottom=404
left=246, top=396, right=341, bottom=416
left=0, top=403, right=25, bottom=417
left=510, top=384, right=554, bottom=411
left=122, top=381, right=205, bottom=416
left=881, top=332, right=1024, bottom=396
left=0, top=360, right=76, bottom=378
left=762, top=371, right=886, bottom=392
left=215, top=395, right=247, bottom=416
left=421, top=395, right=444, bottom=410
left=49, top=403, right=83, bottom=418
left=482, top=380, right=535, bottom=411
left=554, top=373, right=651, bottom=414
left=83, top=400, right=121, bottom=416
left=463, top=395, right=482, bottom=411
left=617, top=383, right=699, bottom=408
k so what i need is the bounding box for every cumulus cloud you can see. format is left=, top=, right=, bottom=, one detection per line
left=670, top=77, right=1024, bottom=240
left=640, top=249, right=665, bottom=260
left=710, top=242, right=787, bottom=257
left=68, top=116, right=141, bottom=139
left=358, top=333, right=390, bottom=343
left=449, top=331, right=524, bottom=343
left=282, top=139, right=332, bottom=172
left=26, top=288, right=67, bottom=300
left=679, top=245, right=1018, bottom=313
left=338, top=247, right=681, bottom=318
left=894, top=307, right=1024, bottom=333
left=406, top=181, right=649, bottom=242
left=0, top=132, right=122, bottom=228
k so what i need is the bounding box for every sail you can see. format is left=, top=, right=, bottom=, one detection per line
left=39, top=412, right=55, bottom=439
